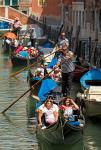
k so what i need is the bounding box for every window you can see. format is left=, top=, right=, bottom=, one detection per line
left=76, top=11, right=78, bottom=27
left=82, top=11, right=84, bottom=28
left=12, top=0, right=18, bottom=6
left=92, top=10, right=95, bottom=31
left=5, top=0, right=10, bottom=5
left=22, top=11, right=27, bottom=15
left=38, top=0, right=48, bottom=7
left=72, top=11, right=75, bottom=25
left=99, top=10, right=101, bottom=32
left=79, top=11, right=81, bottom=26
left=4, top=0, right=18, bottom=6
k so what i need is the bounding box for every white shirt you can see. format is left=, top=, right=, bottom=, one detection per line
left=58, top=38, right=69, bottom=47
left=6, top=39, right=11, bottom=44
left=39, top=103, right=59, bottom=112
left=36, top=68, right=52, bottom=76
left=43, top=107, right=56, bottom=123
left=64, top=107, right=73, bottom=116
left=39, top=104, right=59, bottom=123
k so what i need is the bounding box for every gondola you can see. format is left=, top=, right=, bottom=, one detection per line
left=2, top=40, right=11, bottom=54
left=73, top=65, right=88, bottom=82
left=11, top=54, right=40, bottom=67
left=80, top=68, right=101, bottom=117
left=28, top=68, right=85, bottom=146
left=36, top=108, right=85, bottom=145
left=10, top=45, right=44, bottom=67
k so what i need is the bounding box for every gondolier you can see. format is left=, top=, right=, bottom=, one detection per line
left=55, top=44, right=75, bottom=97
left=51, top=32, right=69, bottom=59
left=57, top=32, right=69, bottom=48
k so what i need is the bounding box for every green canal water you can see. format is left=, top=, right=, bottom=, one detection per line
left=0, top=41, right=101, bottom=150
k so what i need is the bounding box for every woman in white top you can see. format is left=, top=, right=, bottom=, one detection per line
left=37, top=97, right=59, bottom=127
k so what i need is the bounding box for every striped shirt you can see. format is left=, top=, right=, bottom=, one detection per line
left=58, top=51, right=75, bottom=73
left=58, top=38, right=69, bottom=47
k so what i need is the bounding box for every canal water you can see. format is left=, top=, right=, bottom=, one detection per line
left=0, top=41, right=101, bottom=150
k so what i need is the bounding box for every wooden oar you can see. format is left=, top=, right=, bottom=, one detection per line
left=1, top=67, right=58, bottom=114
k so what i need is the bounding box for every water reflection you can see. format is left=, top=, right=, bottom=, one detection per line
left=84, top=117, right=101, bottom=150
left=0, top=43, right=38, bottom=149
left=0, top=112, right=38, bottom=150
left=1, top=53, right=11, bottom=67
left=26, top=96, right=37, bottom=126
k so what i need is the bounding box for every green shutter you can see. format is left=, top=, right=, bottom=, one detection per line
left=5, top=0, right=10, bottom=5
left=12, top=0, right=18, bottom=6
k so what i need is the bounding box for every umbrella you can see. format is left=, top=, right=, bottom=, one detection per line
left=3, top=32, right=17, bottom=39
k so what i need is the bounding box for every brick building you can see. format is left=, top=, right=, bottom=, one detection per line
left=19, top=0, right=32, bottom=15
left=0, top=0, right=101, bottom=42
left=31, top=0, right=72, bottom=27
left=0, top=0, right=31, bottom=24
left=0, top=0, right=73, bottom=27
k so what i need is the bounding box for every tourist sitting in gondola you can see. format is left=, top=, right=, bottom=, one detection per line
left=34, top=68, right=43, bottom=79
left=37, top=97, right=59, bottom=129
left=28, top=68, right=43, bottom=91
left=19, top=47, right=29, bottom=58
left=59, top=97, right=82, bottom=126
left=16, top=45, right=24, bottom=54
left=51, top=67, right=61, bottom=83
left=41, top=62, right=52, bottom=77
left=30, top=47, right=39, bottom=57
left=57, top=32, right=69, bottom=48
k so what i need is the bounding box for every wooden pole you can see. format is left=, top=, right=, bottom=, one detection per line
left=1, top=67, right=56, bottom=114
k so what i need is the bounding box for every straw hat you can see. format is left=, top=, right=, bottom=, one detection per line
left=15, top=17, right=19, bottom=20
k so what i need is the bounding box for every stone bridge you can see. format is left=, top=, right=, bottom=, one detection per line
left=0, top=6, right=29, bottom=24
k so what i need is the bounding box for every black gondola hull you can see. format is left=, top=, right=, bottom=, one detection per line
left=11, top=55, right=38, bottom=67
left=36, top=119, right=84, bottom=145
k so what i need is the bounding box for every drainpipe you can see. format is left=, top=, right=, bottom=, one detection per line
left=61, top=0, right=64, bottom=26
